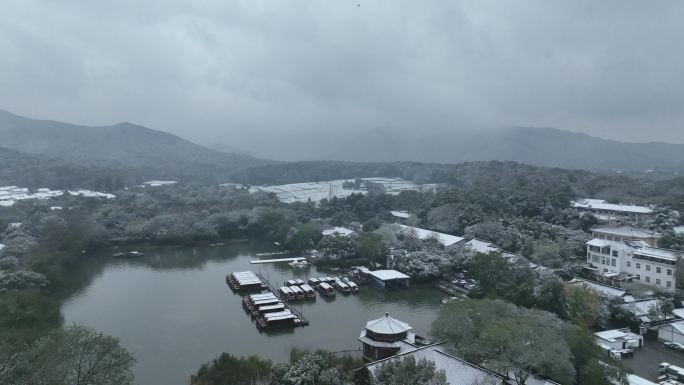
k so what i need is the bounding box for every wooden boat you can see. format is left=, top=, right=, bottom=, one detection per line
left=308, top=277, right=320, bottom=286
left=252, top=302, right=286, bottom=317
left=299, top=284, right=317, bottom=299
left=334, top=280, right=352, bottom=294
left=255, top=310, right=299, bottom=330
left=290, top=286, right=305, bottom=299
left=279, top=286, right=296, bottom=300
left=227, top=271, right=266, bottom=291
left=286, top=280, right=298, bottom=287
left=316, top=282, right=336, bottom=297
left=113, top=251, right=144, bottom=259
left=347, top=281, right=359, bottom=293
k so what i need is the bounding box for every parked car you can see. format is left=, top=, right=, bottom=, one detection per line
left=665, top=342, right=684, bottom=351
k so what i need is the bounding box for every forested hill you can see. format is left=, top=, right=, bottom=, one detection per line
left=231, top=160, right=597, bottom=186
left=0, top=146, right=137, bottom=190
left=0, top=110, right=270, bottom=182
left=235, top=126, right=684, bottom=171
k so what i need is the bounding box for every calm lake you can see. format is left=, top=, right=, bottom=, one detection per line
left=60, top=243, right=445, bottom=385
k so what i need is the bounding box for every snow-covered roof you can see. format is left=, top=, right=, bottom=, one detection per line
left=632, top=246, right=681, bottom=262
left=674, top=226, right=684, bottom=234
left=397, top=224, right=465, bottom=246
left=586, top=238, right=611, bottom=248
left=365, top=343, right=503, bottom=385
left=369, top=270, right=410, bottom=281
left=465, top=239, right=501, bottom=254
left=573, top=199, right=653, bottom=214
left=627, top=374, right=658, bottom=385
left=0, top=243, right=5, bottom=251
left=390, top=210, right=411, bottom=219
left=68, top=190, right=116, bottom=199
left=665, top=321, right=684, bottom=336
left=322, top=227, right=354, bottom=237
left=143, top=180, right=178, bottom=187
left=595, top=328, right=641, bottom=343
left=568, top=278, right=626, bottom=298
left=620, top=299, right=660, bottom=318
left=672, top=309, right=684, bottom=319
left=592, top=226, right=661, bottom=239
left=365, top=313, right=412, bottom=335
left=249, top=178, right=435, bottom=203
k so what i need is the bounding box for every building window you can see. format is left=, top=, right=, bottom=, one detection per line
left=646, top=265, right=651, bottom=271
left=656, top=279, right=661, bottom=285
left=603, top=268, right=608, bottom=273
left=611, top=259, right=616, bottom=267
left=626, top=261, right=631, bottom=268
left=592, top=255, right=599, bottom=263
left=645, top=276, right=651, bottom=283
left=612, top=250, right=618, bottom=257
left=656, top=267, right=661, bottom=274
left=667, top=269, right=672, bottom=276
left=667, top=281, right=672, bottom=288
left=636, top=275, right=641, bottom=280
left=602, top=258, right=606, bottom=265
left=636, top=263, right=641, bottom=269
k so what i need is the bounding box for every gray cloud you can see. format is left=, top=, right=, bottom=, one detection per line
left=1, top=0, right=683, bottom=154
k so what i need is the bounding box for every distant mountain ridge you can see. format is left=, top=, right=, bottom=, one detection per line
left=230, top=126, right=684, bottom=171
left=0, top=110, right=269, bottom=182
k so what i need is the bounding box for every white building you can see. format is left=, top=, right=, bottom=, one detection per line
left=658, top=321, right=684, bottom=345
left=586, top=238, right=681, bottom=292
left=595, top=328, right=643, bottom=351
left=573, top=198, right=653, bottom=222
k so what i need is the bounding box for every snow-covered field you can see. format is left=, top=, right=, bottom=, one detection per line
left=248, top=178, right=436, bottom=203
left=0, top=186, right=115, bottom=207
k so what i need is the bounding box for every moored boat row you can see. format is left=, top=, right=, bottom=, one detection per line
left=226, top=271, right=267, bottom=292
left=240, top=290, right=308, bottom=330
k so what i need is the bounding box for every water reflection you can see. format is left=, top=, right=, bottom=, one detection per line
left=61, top=243, right=445, bottom=385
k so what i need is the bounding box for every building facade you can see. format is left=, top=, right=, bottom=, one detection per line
left=586, top=238, right=681, bottom=292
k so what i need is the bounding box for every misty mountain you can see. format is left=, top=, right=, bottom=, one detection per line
left=0, top=110, right=269, bottom=182
left=0, top=146, right=139, bottom=190
left=233, top=127, right=684, bottom=172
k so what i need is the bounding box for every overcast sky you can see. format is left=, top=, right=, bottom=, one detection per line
left=1, top=0, right=683, bottom=150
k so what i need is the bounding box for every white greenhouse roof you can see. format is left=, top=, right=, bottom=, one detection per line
left=390, top=210, right=411, bottom=219
left=465, top=239, right=501, bottom=254
left=568, top=278, right=626, bottom=298
left=322, top=227, right=354, bottom=237
left=397, top=225, right=465, bottom=246
left=369, top=270, right=410, bottom=281
left=573, top=199, right=653, bottom=214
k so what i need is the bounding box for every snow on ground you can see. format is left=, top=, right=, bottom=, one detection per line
left=0, top=186, right=115, bottom=207
left=0, top=243, right=5, bottom=251
left=248, top=178, right=436, bottom=203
